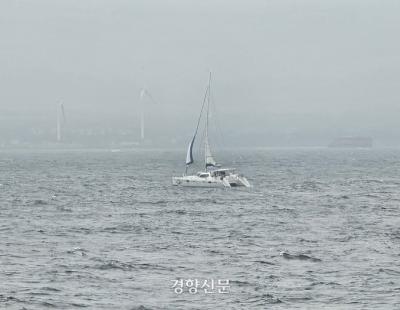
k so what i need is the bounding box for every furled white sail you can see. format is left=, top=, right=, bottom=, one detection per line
left=186, top=135, right=195, bottom=165
left=205, top=135, right=216, bottom=167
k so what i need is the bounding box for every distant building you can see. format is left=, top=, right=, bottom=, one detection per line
left=329, top=136, right=373, bottom=148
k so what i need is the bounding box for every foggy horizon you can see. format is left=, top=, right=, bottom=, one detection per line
left=1, top=0, right=400, bottom=147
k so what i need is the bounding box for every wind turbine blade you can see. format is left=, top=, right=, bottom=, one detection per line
left=143, top=89, right=158, bottom=105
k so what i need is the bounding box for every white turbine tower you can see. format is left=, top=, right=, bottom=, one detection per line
left=56, top=102, right=66, bottom=142
left=139, top=87, right=157, bottom=141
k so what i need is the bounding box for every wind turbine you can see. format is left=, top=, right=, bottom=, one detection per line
left=56, top=102, right=66, bottom=142
left=139, top=87, right=157, bottom=141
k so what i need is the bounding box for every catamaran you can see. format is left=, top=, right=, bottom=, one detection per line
left=172, top=74, right=251, bottom=188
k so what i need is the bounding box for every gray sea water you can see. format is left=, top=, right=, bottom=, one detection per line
left=1, top=148, right=399, bottom=309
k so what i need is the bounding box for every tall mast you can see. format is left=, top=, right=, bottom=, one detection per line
left=204, top=72, right=217, bottom=170
left=205, top=72, right=211, bottom=170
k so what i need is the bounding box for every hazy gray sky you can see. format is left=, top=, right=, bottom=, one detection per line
left=1, top=0, right=399, bottom=145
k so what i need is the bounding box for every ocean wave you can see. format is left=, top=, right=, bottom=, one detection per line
left=129, top=306, right=153, bottom=310
left=32, top=199, right=48, bottom=205
left=254, top=260, right=275, bottom=265
left=247, top=293, right=283, bottom=304
left=0, top=295, right=23, bottom=304
left=280, top=251, right=321, bottom=262
left=66, top=247, right=88, bottom=256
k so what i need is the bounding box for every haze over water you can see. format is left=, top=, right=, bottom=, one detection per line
left=1, top=0, right=400, bottom=147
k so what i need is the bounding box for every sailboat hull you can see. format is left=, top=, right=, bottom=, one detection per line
left=172, top=176, right=230, bottom=188
left=172, top=172, right=251, bottom=188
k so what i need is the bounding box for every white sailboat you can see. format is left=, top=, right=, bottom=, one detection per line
left=172, top=74, right=251, bottom=188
